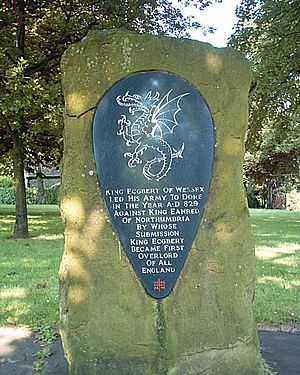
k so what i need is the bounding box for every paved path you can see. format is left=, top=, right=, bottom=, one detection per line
left=259, top=329, right=300, bottom=375
left=1, top=326, right=300, bottom=374
left=0, top=327, right=67, bottom=375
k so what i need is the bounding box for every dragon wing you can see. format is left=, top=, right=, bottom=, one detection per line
left=151, top=90, right=189, bottom=136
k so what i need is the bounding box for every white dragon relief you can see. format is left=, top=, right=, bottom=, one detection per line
left=116, top=89, right=189, bottom=181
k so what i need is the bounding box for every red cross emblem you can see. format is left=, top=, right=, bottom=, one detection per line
left=153, top=279, right=166, bottom=292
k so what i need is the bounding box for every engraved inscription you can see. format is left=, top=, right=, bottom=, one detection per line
left=105, top=186, right=204, bottom=284
left=93, top=71, right=215, bottom=298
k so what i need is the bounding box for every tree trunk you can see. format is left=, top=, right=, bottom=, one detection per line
left=13, top=132, right=29, bottom=238
left=37, top=165, right=45, bottom=204
left=267, top=180, right=274, bottom=209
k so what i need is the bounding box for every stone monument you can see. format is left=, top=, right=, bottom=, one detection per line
left=60, top=29, right=263, bottom=374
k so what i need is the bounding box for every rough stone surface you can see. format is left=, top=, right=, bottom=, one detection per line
left=60, top=29, right=263, bottom=374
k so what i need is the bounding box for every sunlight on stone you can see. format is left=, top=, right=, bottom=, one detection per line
left=62, top=244, right=91, bottom=282
left=205, top=52, right=223, bottom=74
left=64, top=209, right=107, bottom=258
left=205, top=260, right=219, bottom=274
left=84, top=209, right=107, bottom=250
left=61, top=196, right=85, bottom=225
left=67, top=91, right=88, bottom=115
left=219, top=170, right=233, bottom=184
left=65, top=230, right=88, bottom=254
left=223, top=137, right=242, bottom=155
left=68, top=286, right=87, bottom=304
left=214, top=222, right=234, bottom=243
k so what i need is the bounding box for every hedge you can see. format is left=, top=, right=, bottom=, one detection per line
left=0, top=185, right=60, bottom=205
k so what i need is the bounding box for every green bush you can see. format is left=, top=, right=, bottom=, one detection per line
left=247, top=191, right=260, bottom=208
left=44, top=184, right=60, bottom=205
left=0, top=187, right=15, bottom=204
left=0, top=187, right=39, bottom=204
left=0, top=185, right=60, bottom=205
left=245, top=184, right=261, bottom=208
left=27, top=188, right=39, bottom=204
left=0, top=176, right=14, bottom=188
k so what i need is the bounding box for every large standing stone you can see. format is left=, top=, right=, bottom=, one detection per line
left=60, top=29, right=263, bottom=374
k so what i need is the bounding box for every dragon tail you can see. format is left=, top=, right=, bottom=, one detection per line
left=143, top=138, right=180, bottom=181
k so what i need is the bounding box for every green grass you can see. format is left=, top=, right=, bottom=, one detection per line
left=251, top=209, right=300, bottom=324
left=0, top=205, right=63, bottom=330
left=0, top=205, right=299, bottom=331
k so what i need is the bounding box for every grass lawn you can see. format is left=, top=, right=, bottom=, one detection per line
left=0, top=205, right=299, bottom=331
left=251, top=209, right=300, bottom=324
left=0, top=205, right=63, bottom=335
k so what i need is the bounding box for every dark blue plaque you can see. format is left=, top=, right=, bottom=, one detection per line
left=93, top=71, right=215, bottom=298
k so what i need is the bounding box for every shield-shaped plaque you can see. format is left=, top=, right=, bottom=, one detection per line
left=93, top=71, right=215, bottom=298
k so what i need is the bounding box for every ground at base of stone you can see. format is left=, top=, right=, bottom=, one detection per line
left=0, top=325, right=299, bottom=375
left=0, top=327, right=67, bottom=375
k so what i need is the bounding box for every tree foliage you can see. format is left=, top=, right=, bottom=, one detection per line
left=0, top=0, right=216, bottom=237
left=230, top=0, right=300, bottom=205
left=230, top=0, right=299, bottom=149
left=1, top=0, right=212, bottom=168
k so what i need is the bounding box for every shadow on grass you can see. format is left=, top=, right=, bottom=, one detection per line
left=0, top=205, right=63, bottom=240
left=0, top=205, right=63, bottom=328
left=251, top=209, right=300, bottom=323
left=254, top=260, right=299, bottom=322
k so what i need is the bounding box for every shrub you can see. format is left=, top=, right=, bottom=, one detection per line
left=245, top=184, right=261, bottom=208
left=0, top=187, right=15, bottom=204
left=0, top=187, right=39, bottom=204
left=0, top=185, right=60, bottom=205
left=44, top=184, right=60, bottom=205
left=27, top=188, right=39, bottom=204
left=0, top=176, right=14, bottom=188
